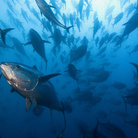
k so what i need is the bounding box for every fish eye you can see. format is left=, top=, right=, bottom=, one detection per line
left=16, top=65, right=21, bottom=70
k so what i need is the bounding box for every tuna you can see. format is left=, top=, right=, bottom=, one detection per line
left=25, top=29, right=51, bottom=69
left=0, top=28, right=14, bottom=44
left=0, top=62, right=72, bottom=113
left=35, top=0, right=72, bottom=33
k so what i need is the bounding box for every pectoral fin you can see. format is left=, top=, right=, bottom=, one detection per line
left=11, top=88, right=16, bottom=93
left=26, top=98, right=32, bottom=111
left=24, top=42, right=32, bottom=46
left=42, top=40, right=51, bottom=44
left=39, top=73, right=61, bottom=83
left=48, top=5, right=56, bottom=9
left=30, top=97, right=38, bottom=111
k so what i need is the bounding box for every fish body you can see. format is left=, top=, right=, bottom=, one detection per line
left=0, top=62, right=72, bottom=113
left=25, top=29, right=50, bottom=69
left=35, top=0, right=72, bottom=33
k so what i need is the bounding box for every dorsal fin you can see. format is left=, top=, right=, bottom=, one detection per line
left=11, top=88, right=16, bottom=93
left=39, top=73, right=61, bottom=83
left=33, top=65, right=38, bottom=70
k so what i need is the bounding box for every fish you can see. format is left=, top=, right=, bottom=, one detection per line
left=92, top=120, right=107, bottom=138
left=111, top=82, right=126, bottom=90
left=100, top=121, right=127, bottom=138
left=112, top=12, right=123, bottom=28
left=128, top=44, right=138, bottom=55
left=65, top=64, right=80, bottom=86
left=25, top=29, right=51, bottom=69
left=76, top=0, right=84, bottom=20
left=125, top=118, right=138, bottom=128
left=70, top=45, right=87, bottom=63
left=121, top=12, right=138, bottom=38
left=130, top=62, right=138, bottom=81
left=96, top=47, right=106, bottom=56
left=11, top=37, right=29, bottom=58
left=105, top=5, right=115, bottom=18
left=76, top=17, right=81, bottom=32
left=0, top=62, right=72, bottom=113
left=0, top=28, right=14, bottom=44
left=93, top=17, right=102, bottom=38
left=32, top=106, right=44, bottom=116
left=35, top=0, right=73, bottom=33
left=57, top=104, right=66, bottom=138
left=0, top=41, right=13, bottom=49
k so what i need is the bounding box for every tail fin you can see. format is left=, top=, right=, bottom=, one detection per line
left=57, top=102, right=67, bottom=138
left=128, top=52, right=131, bottom=56
left=66, top=26, right=73, bottom=33
left=1, top=28, right=14, bottom=44
left=61, top=100, right=72, bottom=113
left=61, top=102, right=66, bottom=128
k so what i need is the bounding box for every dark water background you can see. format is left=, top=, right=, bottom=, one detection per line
left=0, top=0, right=138, bottom=137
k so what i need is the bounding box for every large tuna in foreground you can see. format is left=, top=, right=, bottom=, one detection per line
left=0, top=62, right=72, bottom=113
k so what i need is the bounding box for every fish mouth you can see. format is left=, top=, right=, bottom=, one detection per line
left=0, top=62, right=11, bottom=80
left=0, top=62, right=7, bottom=71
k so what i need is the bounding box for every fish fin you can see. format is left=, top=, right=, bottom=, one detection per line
left=127, top=52, right=131, bottom=56
left=24, top=41, right=32, bottom=45
left=39, top=73, right=61, bottom=83
left=61, top=101, right=66, bottom=128
left=40, top=11, right=43, bottom=16
left=123, top=22, right=129, bottom=26
left=47, top=80, right=54, bottom=88
left=0, top=73, right=2, bottom=79
left=25, top=98, right=32, bottom=111
left=134, top=82, right=138, bottom=86
left=42, top=40, right=51, bottom=44
left=133, top=71, right=137, bottom=81
left=45, top=59, right=48, bottom=70
left=1, top=28, right=14, bottom=44
left=66, top=26, right=73, bottom=33
left=112, top=23, right=114, bottom=28
left=32, top=65, right=38, bottom=70
left=30, top=97, right=38, bottom=111
left=48, top=5, right=56, bottom=9
left=130, top=62, right=138, bottom=72
left=11, top=88, right=16, bottom=93
left=48, top=35, right=54, bottom=38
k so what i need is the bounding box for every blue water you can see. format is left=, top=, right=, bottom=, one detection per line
left=0, top=0, right=138, bottom=137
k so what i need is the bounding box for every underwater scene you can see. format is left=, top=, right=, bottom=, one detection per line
left=0, top=0, right=138, bottom=137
